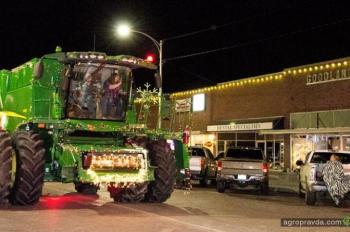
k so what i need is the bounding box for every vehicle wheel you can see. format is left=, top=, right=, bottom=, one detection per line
left=305, top=185, right=316, bottom=205
left=10, top=131, right=45, bottom=205
left=200, top=171, right=209, bottom=187
left=75, top=182, right=99, bottom=195
left=118, top=182, right=149, bottom=203
left=260, top=182, right=269, bottom=195
left=0, top=131, right=13, bottom=204
left=145, top=139, right=176, bottom=203
left=217, top=181, right=226, bottom=193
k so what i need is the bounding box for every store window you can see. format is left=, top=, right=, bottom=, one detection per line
left=291, top=135, right=313, bottom=170
left=315, top=136, right=328, bottom=150
left=236, top=133, right=256, bottom=140
left=327, top=137, right=340, bottom=151
left=217, top=140, right=225, bottom=153
left=237, top=141, right=255, bottom=147
left=342, top=136, right=350, bottom=151
left=291, top=134, right=343, bottom=170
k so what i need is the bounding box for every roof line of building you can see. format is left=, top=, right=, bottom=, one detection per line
left=170, top=56, right=350, bottom=98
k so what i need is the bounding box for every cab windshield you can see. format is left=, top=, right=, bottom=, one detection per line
left=66, top=63, right=129, bottom=120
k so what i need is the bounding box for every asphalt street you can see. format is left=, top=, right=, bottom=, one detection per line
left=0, top=183, right=349, bottom=232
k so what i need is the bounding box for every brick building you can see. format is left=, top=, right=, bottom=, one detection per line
left=168, top=56, right=350, bottom=170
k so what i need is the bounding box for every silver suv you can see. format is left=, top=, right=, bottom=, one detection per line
left=296, top=150, right=350, bottom=205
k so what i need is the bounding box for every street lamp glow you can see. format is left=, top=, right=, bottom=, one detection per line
left=114, top=23, right=164, bottom=129
left=116, top=24, right=131, bottom=38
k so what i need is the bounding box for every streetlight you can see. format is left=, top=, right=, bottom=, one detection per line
left=116, top=24, right=163, bottom=130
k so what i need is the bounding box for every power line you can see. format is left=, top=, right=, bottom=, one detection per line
left=166, top=62, right=215, bottom=84
left=162, top=1, right=302, bottom=42
left=164, top=17, right=350, bottom=62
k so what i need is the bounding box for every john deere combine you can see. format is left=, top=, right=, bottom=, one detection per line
left=0, top=50, right=188, bottom=205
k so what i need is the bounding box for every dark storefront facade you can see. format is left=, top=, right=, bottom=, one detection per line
left=168, top=57, right=350, bottom=170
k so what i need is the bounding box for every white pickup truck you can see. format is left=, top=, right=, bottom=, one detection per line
left=189, top=146, right=217, bottom=187
left=296, top=150, right=350, bottom=205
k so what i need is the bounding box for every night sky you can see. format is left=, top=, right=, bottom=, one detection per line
left=1, top=0, right=350, bottom=92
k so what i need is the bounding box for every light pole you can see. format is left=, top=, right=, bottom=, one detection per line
left=116, top=24, right=163, bottom=130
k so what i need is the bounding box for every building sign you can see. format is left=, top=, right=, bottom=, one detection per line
left=306, top=67, right=350, bottom=85
left=175, top=98, right=191, bottom=112
left=207, top=122, right=273, bottom=132
left=192, top=93, right=205, bottom=112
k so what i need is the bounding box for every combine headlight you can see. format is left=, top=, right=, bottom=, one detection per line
left=67, top=52, right=106, bottom=61
left=82, top=152, right=144, bottom=170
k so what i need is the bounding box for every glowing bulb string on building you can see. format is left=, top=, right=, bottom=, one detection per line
left=170, top=57, right=350, bottom=98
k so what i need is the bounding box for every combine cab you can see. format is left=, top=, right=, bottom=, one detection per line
left=0, top=51, right=188, bottom=205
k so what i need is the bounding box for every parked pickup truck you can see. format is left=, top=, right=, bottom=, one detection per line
left=189, top=146, right=217, bottom=187
left=296, top=150, right=350, bottom=205
left=216, top=147, right=269, bottom=194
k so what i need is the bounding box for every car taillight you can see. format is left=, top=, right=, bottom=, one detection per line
left=316, top=171, right=323, bottom=181
left=82, top=153, right=92, bottom=169
left=262, top=163, right=269, bottom=173
left=217, top=160, right=222, bottom=174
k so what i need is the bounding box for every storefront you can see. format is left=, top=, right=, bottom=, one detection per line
left=207, top=120, right=285, bottom=168
left=260, top=109, right=350, bottom=170
left=169, top=56, right=350, bottom=170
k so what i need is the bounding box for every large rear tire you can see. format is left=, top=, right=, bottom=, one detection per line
left=0, top=131, right=13, bottom=204
left=260, top=182, right=269, bottom=195
left=199, top=170, right=209, bottom=187
left=145, top=139, right=176, bottom=203
left=118, top=182, right=149, bottom=203
left=216, top=180, right=226, bottom=193
left=10, top=131, right=45, bottom=205
left=305, top=185, right=316, bottom=206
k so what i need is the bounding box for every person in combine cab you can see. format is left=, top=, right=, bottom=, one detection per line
left=80, top=73, right=96, bottom=117
left=322, top=154, right=350, bottom=206
left=101, top=71, right=122, bottom=119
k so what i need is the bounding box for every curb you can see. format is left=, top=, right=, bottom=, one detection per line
left=269, top=185, right=298, bottom=194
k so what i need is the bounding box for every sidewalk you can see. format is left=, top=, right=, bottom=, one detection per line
left=268, top=169, right=299, bottom=193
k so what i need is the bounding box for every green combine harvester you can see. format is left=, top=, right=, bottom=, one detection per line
left=0, top=50, right=189, bottom=205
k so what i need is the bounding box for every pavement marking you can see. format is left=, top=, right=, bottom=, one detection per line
left=115, top=204, right=226, bottom=232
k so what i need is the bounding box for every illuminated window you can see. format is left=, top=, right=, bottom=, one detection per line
left=192, top=93, right=205, bottom=112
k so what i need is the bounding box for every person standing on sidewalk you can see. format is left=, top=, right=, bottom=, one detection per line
left=322, top=154, right=350, bottom=206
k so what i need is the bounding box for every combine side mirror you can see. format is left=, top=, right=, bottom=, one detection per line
left=296, top=160, right=304, bottom=166
left=154, top=72, right=161, bottom=88
left=33, top=60, right=44, bottom=79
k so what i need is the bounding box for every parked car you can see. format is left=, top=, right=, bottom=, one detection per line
left=189, top=146, right=217, bottom=187
left=296, top=150, right=350, bottom=205
left=216, top=147, right=269, bottom=194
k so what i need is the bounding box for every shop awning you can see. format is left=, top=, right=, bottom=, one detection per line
left=259, top=127, right=350, bottom=135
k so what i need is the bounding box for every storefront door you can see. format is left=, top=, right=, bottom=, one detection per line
left=257, top=140, right=283, bottom=168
